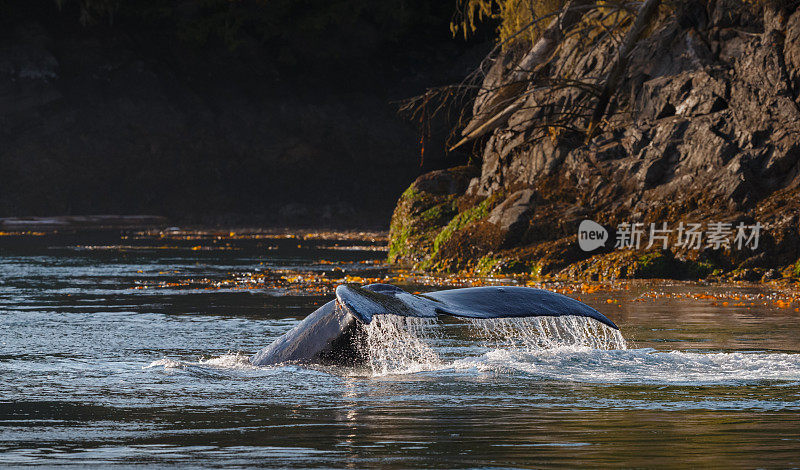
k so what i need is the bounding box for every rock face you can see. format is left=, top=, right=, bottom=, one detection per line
left=389, top=1, right=800, bottom=280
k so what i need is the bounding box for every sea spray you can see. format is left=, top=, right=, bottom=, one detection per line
left=361, top=316, right=441, bottom=375
left=467, top=316, right=628, bottom=351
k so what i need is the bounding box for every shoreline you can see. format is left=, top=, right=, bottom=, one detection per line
left=1, top=225, right=798, bottom=287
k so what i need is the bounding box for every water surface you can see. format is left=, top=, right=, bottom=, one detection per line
left=1, top=230, right=799, bottom=467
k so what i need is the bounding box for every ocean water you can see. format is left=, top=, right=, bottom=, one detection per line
left=1, top=230, right=799, bottom=468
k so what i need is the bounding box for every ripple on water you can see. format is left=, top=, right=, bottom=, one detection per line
left=5, top=231, right=800, bottom=467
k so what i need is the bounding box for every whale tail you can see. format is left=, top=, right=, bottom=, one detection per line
left=251, top=283, right=619, bottom=366
left=337, top=284, right=618, bottom=330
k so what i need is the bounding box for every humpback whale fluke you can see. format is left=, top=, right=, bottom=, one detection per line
left=250, top=284, right=618, bottom=367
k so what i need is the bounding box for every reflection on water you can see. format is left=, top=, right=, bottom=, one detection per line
left=1, top=230, right=799, bottom=467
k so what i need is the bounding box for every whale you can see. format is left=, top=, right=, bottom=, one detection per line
left=250, top=284, right=618, bottom=367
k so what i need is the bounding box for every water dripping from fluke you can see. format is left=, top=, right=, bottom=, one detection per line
left=359, top=316, right=442, bottom=376
left=467, top=316, right=628, bottom=351
left=356, top=315, right=627, bottom=376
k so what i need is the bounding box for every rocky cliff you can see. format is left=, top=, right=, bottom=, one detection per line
left=390, top=0, right=800, bottom=281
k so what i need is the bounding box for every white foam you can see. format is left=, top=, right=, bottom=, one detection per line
left=144, top=358, right=185, bottom=369
left=197, top=352, right=255, bottom=369
left=145, top=352, right=256, bottom=372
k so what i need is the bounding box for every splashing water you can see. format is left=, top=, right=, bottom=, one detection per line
left=468, top=316, right=628, bottom=351
left=145, top=352, right=255, bottom=372
left=361, top=316, right=441, bottom=375
left=357, top=315, right=626, bottom=376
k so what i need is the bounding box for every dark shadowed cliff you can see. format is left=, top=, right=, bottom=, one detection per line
left=0, top=0, right=484, bottom=226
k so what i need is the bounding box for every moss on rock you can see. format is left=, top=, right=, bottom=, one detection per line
left=388, top=186, right=456, bottom=264
left=431, top=195, right=497, bottom=255
left=421, top=192, right=506, bottom=272
left=474, top=255, right=502, bottom=276
left=388, top=166, right=479, bottom=266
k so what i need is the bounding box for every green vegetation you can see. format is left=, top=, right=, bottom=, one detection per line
left=474, top=255, right=501, bottom=276
left=480, top=257, right=531, bottom=275
left=389, top=180, right=503, bottom=272
left=415, top=192, right=505, bottom=272
left=420, top=203, right=452, bottom=222
left=388, top=186, right=423, bottom=264
left=529, top=262, right=543, bottom=278
left=431, top=196, right=494, bottom=255
left=388, top=185, right=459, bottom=265
left=388, top=218, right=412, bottom=264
